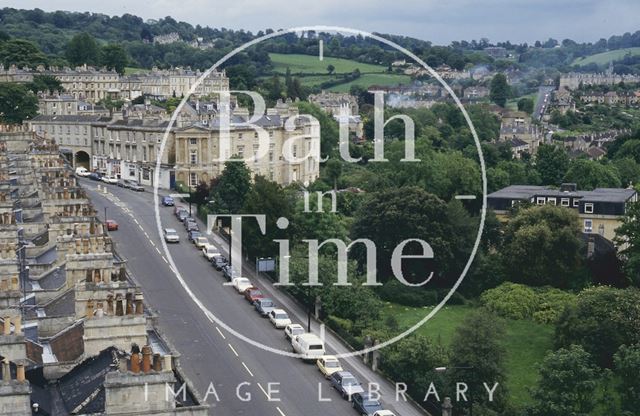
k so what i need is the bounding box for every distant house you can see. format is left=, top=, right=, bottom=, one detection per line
left=499, top=111, right=542, bottom=155
left=586, top=146, right=606, bottom=160
left=508, top=138, right=529, bottom=159
left=463, top=86, right=489, bottom=100
left=488, top=183, right=638, bottom=243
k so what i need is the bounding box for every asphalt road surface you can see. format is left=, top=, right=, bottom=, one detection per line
left=81, top=178, right=429, bottom=416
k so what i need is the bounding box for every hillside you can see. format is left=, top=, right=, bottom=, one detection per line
left=572, top=47, right=640, bottom=66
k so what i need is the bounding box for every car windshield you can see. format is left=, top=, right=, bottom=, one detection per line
left=251, top=290, right=262, bottom=296
left=166, top=230, right=177, bottom=235
left=292, top=327, right=304, bottom=334
left=262, top=300, right=274, bottom=307
left=275, top=313, right=288, bottom=319
left=325, top=360, right=339, bottom=368
left=206, top=247, right=217, bottom=253
left=342, top=377, right=358, bottom=386
left=192, top=233, right=202, bottom=238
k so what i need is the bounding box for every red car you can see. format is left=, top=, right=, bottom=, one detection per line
left=105, top=220, right=119, bottom=231
left=244, top=287, right=264, bottom=303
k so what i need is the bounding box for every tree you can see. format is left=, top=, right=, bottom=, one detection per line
left=0, top=83, right=38, bottom=124
left=614, top=344, right=640, bottom=413
left=26, top=75, right=63, bottom=95
left=323, top=159, right=342, bottom=191
left=326, top=64, right=335, bottom=74
left=555, top=286, right=640, bottom=367
left=502, top=205, right=584, bottom=288
left=613, top=157, right=640, bottom=187
left=241, top=176, right=294, bottom=258
left=517, top=97, right=534, bottom=114
left=535, top=144, right=569, bottom=186
left=351, top=186, right=462, bottom=285
left=615, top=201, right=640, bottom=285
left=66, top=32, right=100, bottom=66
left=526, top=345, right=601, bottom=416
left=0, top=39, right=47, bottom=68
left=101, top=44, right=128, bottom=75
left=210, top=161, right=252, bottom=219
left=448, top=311, right=509, bottom=414
left=563, top=159, right=621, bottom=190
left=489, top=73, right=510, bottom=107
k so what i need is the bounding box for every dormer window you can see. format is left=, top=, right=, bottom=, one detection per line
left=584, top=203, right=594, bottom=214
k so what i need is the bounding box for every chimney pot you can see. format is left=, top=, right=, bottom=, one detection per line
left=142, top=345, right=152, bottom=373
left=134, top=293, right=144, bottom=315
left=1, top=359, right=9, bottom=382
left=16, top=362, right=25, bottom=383
left=130, top=352, right=140, bottom=374
left=13, top=315, right=21, bottom=334
left=163, top=355, right=173, bottom=372
left=153, top=353, right=162, bottom=371
left=3, top=316, right=10, bottom=335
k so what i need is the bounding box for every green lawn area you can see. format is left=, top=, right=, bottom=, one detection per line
left=506, top=93, right=537, bottom=112
left=269, top=53, right=386, bottom=74
left=124, top=66, right=149, bottom=75
left=381, top=303, right=554, bottom=407
left=572, top=47, right=640, bottom=66
left=328, top=73, right=411, bottom=92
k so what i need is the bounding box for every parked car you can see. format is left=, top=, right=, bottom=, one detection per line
left=177, top=211, right=189, bottom=222
left=373, top=411, right=396, bottom=416
left=231, top=277, right=252, bottom=293
left=244, top=288, right=264, bottom=303
left=352, top=393, right=383, bottom=415
left=105, top=220, right=119, bottom=231
left=193, top=236, right=209, bottom=249
left=117, top=179, right=129, bottom=188
left=212, top=255, right=228, bottom=270
left=316, top=355, right=343, bottom=379
left=174, top=205, right=187, bottom=216
left=188, top=230, right=202, bottom=242
left=128, top=181, right=144, bottom=191
left=292, top=333, right=325, bottom=362
left=101, top=175, right=118, bottom=184
left=268, top=309, right=291, bottom=328
left=88, top=172, right=102, bottom=181
left=284, top=324, right=305, bottom=341
left=254, top=298, right=276, bottom=317
left=186, top=221, right=199, bottom=232
left=75, top=167, right=90, bottom=177
left=202, top=245, right=220, bottom=261
left=163, top=228, right=179, bottom=243
left=162, top=196, right=175, bottom=206
left=330, top=371, right=364, bottom=400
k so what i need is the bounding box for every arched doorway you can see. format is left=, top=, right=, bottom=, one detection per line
left=74, top=151, right=90, bottom=170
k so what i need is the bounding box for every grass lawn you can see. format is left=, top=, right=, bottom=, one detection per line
left=506, top=93, right=537, bottom=112
left=269, top=53, right=386, bottom=74
left=124, top=66, right=149, bottom=75
left=328, top=73, right=411, bottom=92
left=381, top=303, right=554, bottom=407
left=572, top=47, right=640, bottom=66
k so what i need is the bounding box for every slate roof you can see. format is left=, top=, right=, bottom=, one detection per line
left=488, top=185, right=637, bottom=203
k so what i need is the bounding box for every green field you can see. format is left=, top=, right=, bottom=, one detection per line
left=572, top=47, right=640, bottom=66
left=268, top=53, right=411, bottom=91
left=381, top=303, right=554, bottom=406
left=124, top=67, right=149, bottom=75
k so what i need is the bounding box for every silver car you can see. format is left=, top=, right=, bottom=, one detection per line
left=164, top=228, right=180, bottom=243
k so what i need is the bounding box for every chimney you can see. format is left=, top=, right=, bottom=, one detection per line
left=134, top=293, right=144, bottom=315
left=153, top=353, right=162, bottom=371
left=3, top=316, right=10, bottom=335
left=142, top=345, right=152, bottom=373
left=86, top=300, right=95, bottom=319
left=13, top=315, right=21, bottom=334
left=16, top=362, right=25, bottom=383
left=130, top=345, right=141, bottom=374
left=115, top=295, right=124, bottom=316
left=125, top=293, right=134, bottom=315
left=1, top=359, right=9, bottom=382
left=163, top=355, right=172, bottom=372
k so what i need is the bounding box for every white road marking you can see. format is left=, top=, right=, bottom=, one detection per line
left=276, top=406, right=286, bottom=416
left=257, top=382, right=269, bottom=399
left=149, top=240, right=156, bottom=247
left=215, top=326, right=226, bottom=340
left=242, top=362, right=254, bottom=377
left=155, top=247, right=161, bottom=255
left=228, top=343, right=239, bottom=357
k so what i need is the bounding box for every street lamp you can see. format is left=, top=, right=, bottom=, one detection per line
left=187, top=164, right=192, bottom=216
left=434, top=366, right=475, bottom=416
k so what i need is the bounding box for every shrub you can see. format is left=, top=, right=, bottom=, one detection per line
left=377, top=280, right=438, bottom=307
left=481, top=282, right=539, bottom=319
left=532, top=287, right=576, bottom=324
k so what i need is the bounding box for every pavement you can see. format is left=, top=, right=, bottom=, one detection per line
left=80, top=178, right=430, bottom=416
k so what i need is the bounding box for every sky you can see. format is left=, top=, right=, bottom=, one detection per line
left=1, top=0, right=638, bottom=45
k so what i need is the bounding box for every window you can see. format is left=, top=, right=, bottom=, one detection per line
left=238, top=133, right=243, bottom=140
left=584, top=219, right=593, bottom=232
left=143, top=147, right=147, bottom=161
left=237, top=145, right=244, bottom=159
left=573, top=199, right=579, bottom=207
left=547, top=197, right=556, bottom=206
left=536, top=197, right=545, bottom=205
left=190, top=138, right=197, bottom=145
left=190, top=150, right=198, bottom=165
left=293, top=145, right=298, bottom=158
left=584, top=203, right=594, bottom=214
left=189, top=172, right=198, bottom=187
left=561, top=198, right=570, bottom=207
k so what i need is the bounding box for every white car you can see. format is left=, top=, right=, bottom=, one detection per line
left=284, top=323, right=305, bottom=341
left=193, top=236, right=209, bottom=249
left=202, top=244, right=220, bottom=261
left=230, top=277, right=252, bottom=293
left=75, top=167, right=90, bottom=177
left=101, top=175, right=118, bottom=184
left=373, top=411, right=396, bottom=416
left=268, top=309, right=291, bottom=328
left=292, top=333, right=325, bottom=361
left=163, top=228, right=179, bottom=243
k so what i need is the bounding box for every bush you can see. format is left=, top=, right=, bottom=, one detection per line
left=325, top=315, right=363, bottom=350
left=481, top=282, right=539, bottom=319
left=532, top=287, right=576, bottom=324
left=377, top=280, right=438, bottom=307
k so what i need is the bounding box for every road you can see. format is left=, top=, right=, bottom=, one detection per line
left=534, top=86, right=555, bottom=121
left=80, top=178, right=429, bottom=416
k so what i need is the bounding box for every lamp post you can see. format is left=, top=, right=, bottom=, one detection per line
left=434, top=366, right=475, bottom=416
left=187, top=164, right=192, bottom=216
